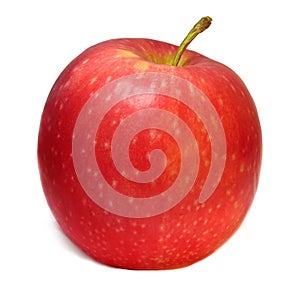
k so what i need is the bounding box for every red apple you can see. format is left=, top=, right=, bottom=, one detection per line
left=38, top=17, right=262, bottom=269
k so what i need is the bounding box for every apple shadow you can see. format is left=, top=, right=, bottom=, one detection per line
left=50, top=220, right=95, bottom=262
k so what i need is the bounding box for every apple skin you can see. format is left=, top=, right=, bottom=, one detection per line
left=38, top=38, right=262, bottom=270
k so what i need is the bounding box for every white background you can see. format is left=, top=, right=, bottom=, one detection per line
left=1, top=0, right=299, bottom=289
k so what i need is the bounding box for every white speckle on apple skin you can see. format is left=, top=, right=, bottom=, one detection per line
left=217, top=98, right=224, bottom=106
left=89, top=77, right=97, bottom=85
left=239, top=163, right=245, bottom=173
left=82, top=58, right=89, bottom=65
left=105, top=94, right=112, bottom=102
left=226, top=189, right=232, bottom=196
left=221, top=74, right=229, bottom=82
left=112, top=180, right=118, bottom=188
left=230, top=84, right=236, bottom=93
left=63, top=80, right=70, bottom=88
left=105, top=76, right=112, bottom=83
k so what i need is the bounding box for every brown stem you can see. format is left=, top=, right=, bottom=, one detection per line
left=172, top=16, right=212, bottom=66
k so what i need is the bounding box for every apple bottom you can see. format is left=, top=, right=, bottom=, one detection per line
left=48, top=171, right=253, bottom=270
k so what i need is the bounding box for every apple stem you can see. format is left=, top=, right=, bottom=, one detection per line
left=172, top=16, right=212, bottom=66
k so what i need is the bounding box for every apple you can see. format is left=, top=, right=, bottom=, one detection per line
left=38, top=17, right=262, bottom=270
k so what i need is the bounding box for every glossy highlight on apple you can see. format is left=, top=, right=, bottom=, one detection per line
left=72, top=72, right=227, bottom=218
